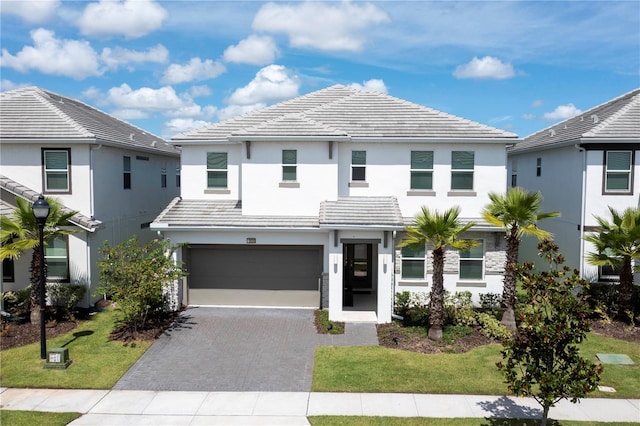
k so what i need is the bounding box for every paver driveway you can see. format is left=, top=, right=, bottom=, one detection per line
left=113, top=307, right=377, bottom=392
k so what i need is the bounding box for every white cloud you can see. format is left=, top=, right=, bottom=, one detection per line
left=107, top=84, right=186, bottom=113
left=223, top=35, right=279, bottom=66
left=0, top=28, right=101, bottom=79
left=101, top=44, right=168, bottom=70
left=78, top=0, right=167, bottom=38
left=1, top=0, right=60, bottom=23
left=189, top=85, right=212, bottom=98
left=453, top=56, right=515, bottom=80
left=542, top=103, right=582, bottom=121
left=531, top=99, right=544, bottom=108
left=1, top=79, right=30, bottom=92
left=227, top=64, right=300, bottom=106
left=163, top=118, right=213, bottom=138
left=253, top=1, right=389, bottom=51
left=161, top=58, right=226, bottom=85
left=348, top=79, right=387, bottom=93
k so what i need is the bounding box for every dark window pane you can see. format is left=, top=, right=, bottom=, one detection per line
left=411, top=171, right=432, bottom=190
left=44, top=151, right=68, bottom=170
left=123, top=156, right=131, bottom=172
left=452, top=151, right=474, bottom=169
left=460, top=241, right=484, bottom=258
left=283, top=166, right=297, bottom=181
left=46, top=172, right=68, bottom=190
left=352, top=166, right=366, bottom=181
left=208, top=171, right=227, bottom=188
left=401, top=245, right=425, bottom=257
left=460, top=260, right=483, bottom=279
left=207, top=153, right=227, bottom=169
left=283, top=150, right=297, bottom=164
left=607, top=172, right=630, bottom=191
left=352, top=151, right=366, bottom=165
left=607, top=151, right=631, bottom=170
left=402, top=260, right=425, bottom=279
left=123, top=173, right=131, bottom=189
left=451, top=172, right=473, bottom=190
left=411, top=151, right=433, bottom=169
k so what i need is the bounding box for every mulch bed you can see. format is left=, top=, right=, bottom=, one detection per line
left=377, top=322, right=495, bottom=354
left=2, top=308, right=638, bottom=353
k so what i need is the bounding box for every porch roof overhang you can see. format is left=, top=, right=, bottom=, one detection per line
left=319, top=196, right=405, bottom=230
left=0, top=174, right=101, bottom=232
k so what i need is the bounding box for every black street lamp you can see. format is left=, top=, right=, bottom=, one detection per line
left=32, top=194, right=50, bottom=360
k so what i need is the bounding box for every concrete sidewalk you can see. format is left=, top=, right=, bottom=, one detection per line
left=2, top=387, right=639, bottom=425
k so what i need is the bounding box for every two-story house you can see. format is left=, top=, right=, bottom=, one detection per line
left=0, top=86, right=181, bottom=306
left=152, top=85, right=517, bottom=323
left=507, top=88, right=640, bottom=282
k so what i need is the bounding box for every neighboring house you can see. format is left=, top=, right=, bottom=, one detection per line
left=153, top=85, right=517, bottom=323
left=507, top=88, right=640, bottom=282
left=0, top=87, right=181, bottom=306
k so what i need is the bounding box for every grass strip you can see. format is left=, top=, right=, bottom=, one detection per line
left=0, top=309, right=151, bottom=389
left=0, top=410, right=81, bottom=426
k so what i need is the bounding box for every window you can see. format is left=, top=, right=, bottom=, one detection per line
left=282, top=150, right=297, bottom=181
left=123, top=156, right=131, bottom=189
left=401, top=245, right=425, bottom=280
left=410, top=151, right=433, bottom=190
left=42, top=149, right=70, bottom=192
left=511, top=159, right=517, bottom=187
left=598, top=263, right=621, bottom=282
left=45, top=237, right=69, bottom=281
left=459, top=240, right=484, bottom=280
left=605, top=151, right=632, bottom=193
left=351, top=151, right=366, bottom=181
left=451, top=151, right=474, bottom=190
left=176, top=164, right=181, bottom=187
left=207, top=152, right=228, bottom=188
left=2, top=258, right=15, bottom=282
left=161, top=165, right=167, bottom=188
left=536, top=157, right=542, bottom=177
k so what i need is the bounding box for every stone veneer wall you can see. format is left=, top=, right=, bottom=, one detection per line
left=321, top=272, right=329, bottom=309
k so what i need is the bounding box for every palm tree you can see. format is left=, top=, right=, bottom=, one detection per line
left=482, top=187, right=560, bottom=331
left=584, top=206, right=640, bottom=322
left=0, top=196, right=78, bottom=323
left=399, top=206, right=476, bottom=341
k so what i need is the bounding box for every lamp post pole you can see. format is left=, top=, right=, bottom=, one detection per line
left=32, top=195, right=50, bottom=360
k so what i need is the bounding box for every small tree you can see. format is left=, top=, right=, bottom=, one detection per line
left=497, top=240, right=601, bottom=426
left=97, top=236, right=186, bottom=333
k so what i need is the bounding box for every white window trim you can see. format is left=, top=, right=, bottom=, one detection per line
left=604, top=150, right=632, bottom=194
left=450, top=151, right=474, bottom=191
left=43, top=149, right=70, bottom=193
left=400, top=246, right=427, bottom=281
left=410, top=150, right=434, bottom=191
left=207, top=152, right=228, bottom=189
left=45, top=236, right=69, bottom=282
left=282, top=149, right=297, bottom=183
left=351, top=150, right=366, bottom=182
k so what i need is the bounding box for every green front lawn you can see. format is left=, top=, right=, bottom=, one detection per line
left=0, top=309, right=151, bottom=389
left=312, top=333, right=640, bottom=398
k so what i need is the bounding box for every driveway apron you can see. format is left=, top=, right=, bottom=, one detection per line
left=113, top=307, right=375, bottom=392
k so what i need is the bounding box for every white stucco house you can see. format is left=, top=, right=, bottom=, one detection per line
left=507, top=88, right=640, bottom=282
left=152, top=85, right=518, bottom=323
left=0, top=87, right=181, bottom=306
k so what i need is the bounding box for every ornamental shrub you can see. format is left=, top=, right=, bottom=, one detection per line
left=97, top=236, right=186, bottom=333
left=48, top=283, right=86, bottom=320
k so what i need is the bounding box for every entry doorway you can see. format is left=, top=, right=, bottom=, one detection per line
left=343, top=243, right=375, bottom=308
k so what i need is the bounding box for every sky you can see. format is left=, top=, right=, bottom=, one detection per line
left=1, top=0, right=639, bottom=140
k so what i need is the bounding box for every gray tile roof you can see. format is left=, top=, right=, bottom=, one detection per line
left=319, top=197, right=404, bottom=228
left=175, top=85, right=517, bottom=142
left=0, top=175, right=101, bottom=232
left=152, top=198, right=319, bottom=229
left=510, top=88, right=640, bottom=153
left=0, top=86, right=179, bottom=156
left=153, top=196, right=408, bottom=230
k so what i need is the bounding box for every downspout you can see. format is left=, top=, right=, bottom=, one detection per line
left=89, top=144, right=101, bottom=306
left=575, top=144, right=587, bottom=278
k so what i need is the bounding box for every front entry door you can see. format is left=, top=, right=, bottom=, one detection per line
left=343, top=243, right=373, bottom=306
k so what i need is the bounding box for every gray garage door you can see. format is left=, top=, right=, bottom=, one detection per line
left=187, top=245, right=323, bottom=307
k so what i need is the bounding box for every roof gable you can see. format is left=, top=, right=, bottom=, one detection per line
left=0, top=87, right=179, bottom=156
left=174, top=85, right=517, bottom=142
left=510, top=88, right=640, bottom=153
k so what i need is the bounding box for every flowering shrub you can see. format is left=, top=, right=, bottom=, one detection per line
left=97, top=236, right=186, bottom=332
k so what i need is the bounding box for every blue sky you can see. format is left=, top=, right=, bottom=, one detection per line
left=1, top=0, right=638, bottom=140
